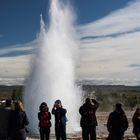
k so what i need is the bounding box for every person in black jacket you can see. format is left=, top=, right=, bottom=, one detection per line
left=10, top=101, right=29, bottom=140
left=0, top=99, right=13, bottom=140
left=38, top=102, right=51, bottom=140
left=79, top=98, right=99, bottom=140
left=132, top=107, right=140, bottom=140
left=52, top=100, right=67, bottom=140
left=107, top=103, right=128, bottom=140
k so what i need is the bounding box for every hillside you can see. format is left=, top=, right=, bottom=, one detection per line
left=82, top=85, right=140, bottom=111
left=0, top=84, right=140, bottom=110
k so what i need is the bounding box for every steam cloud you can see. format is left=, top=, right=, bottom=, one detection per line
left=24, top=0, right=81, bottom=134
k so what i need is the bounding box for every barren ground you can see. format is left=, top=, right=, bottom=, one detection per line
left=26, top=111, right=137, bottom=140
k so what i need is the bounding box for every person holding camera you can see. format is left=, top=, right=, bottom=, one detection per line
left=79, top=98, right=99, bottom=140
left=52, top=100, right=67, bottom=140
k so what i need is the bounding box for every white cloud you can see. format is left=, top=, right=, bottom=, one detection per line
left=0, top=0, right=140, bottom=86
left=0, top=55, right=31, bottom=78
left=78, top=0, right=140, bottom=37
left=0, top=41, right=36, bottom=57
left=0, top=41, right=36, bottom=79
left=77, top=0, right=140, bottom=85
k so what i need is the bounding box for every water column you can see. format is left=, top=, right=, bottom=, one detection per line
left=24, top=0, right=81, bottom=134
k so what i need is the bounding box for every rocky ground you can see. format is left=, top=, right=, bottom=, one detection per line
left=26, top=134, right=136, bottom=140
left=26, top=111, right=137, bottom=140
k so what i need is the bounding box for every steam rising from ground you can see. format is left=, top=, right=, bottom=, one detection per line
left=24, top=0, right=81, bottom=134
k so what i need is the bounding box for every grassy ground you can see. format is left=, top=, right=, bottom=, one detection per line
left=0, top=85, right=140, bottom=111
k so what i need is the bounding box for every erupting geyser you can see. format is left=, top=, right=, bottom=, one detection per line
left=24, top=0, right=81, bottom=134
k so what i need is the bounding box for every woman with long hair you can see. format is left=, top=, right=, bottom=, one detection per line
left=10, top=101, right=29, bottom=140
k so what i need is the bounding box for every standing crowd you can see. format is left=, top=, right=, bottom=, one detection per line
left=0, top=98, right=140, bottom=140
left=0, top=99, right=29, bottom=140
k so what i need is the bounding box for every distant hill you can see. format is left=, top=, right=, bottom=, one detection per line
left=82, top=85, right=140, bottom=111
left=0, top=85, right=23, bottom=100
left=0, top=84, right=140, bottom=110
left=82, top=85, right=140, bottom=94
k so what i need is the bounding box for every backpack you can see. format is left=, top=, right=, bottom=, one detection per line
left=40, top=112, right=51, bottom=128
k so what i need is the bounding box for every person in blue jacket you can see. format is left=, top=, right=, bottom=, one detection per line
left=52, top=100, right=67, bottom=140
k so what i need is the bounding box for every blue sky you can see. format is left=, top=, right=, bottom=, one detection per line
left=0, top=0, right=132, bottom=47
left=0, top=0, right=140, bottom=85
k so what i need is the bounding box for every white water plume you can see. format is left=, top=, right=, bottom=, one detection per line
left=24, top=0, right=81, bottom=134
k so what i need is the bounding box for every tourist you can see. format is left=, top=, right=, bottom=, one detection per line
left=52, top=100, right=67, bottom=140
left=0, top=99, right=13, bottom=140
left=38, top=102, right=51, bottom=140
left=132, top=107, right=140, bottom=140
left=107, top=103, right=128, bottom=140
left=79, top=98, right=99, bottom=140
left=10, top=100, right=29, bottom=140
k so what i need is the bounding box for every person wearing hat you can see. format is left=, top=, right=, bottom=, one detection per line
left=107, top=103, right=128, bottom=140
left=52, top=100, right=67, bottom=140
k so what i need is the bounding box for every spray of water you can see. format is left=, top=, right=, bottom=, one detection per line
left=24, top=0, right=81, bottom=134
